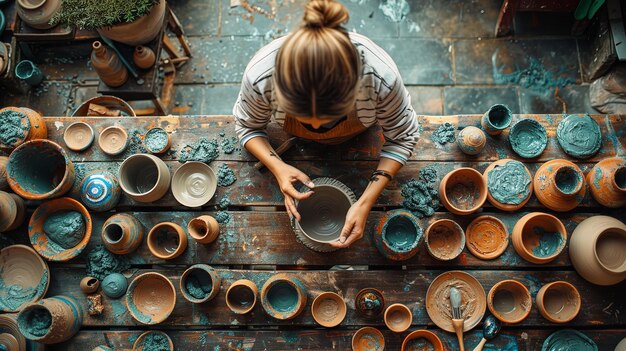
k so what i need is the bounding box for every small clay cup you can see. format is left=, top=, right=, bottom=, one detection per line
left=439, top=167, right=487, bottom=215
left=0, top=156, right=9, bottom=190
left=260, top=273, right=307, bottom=320
left=0, top=314, right=27, bottom=351
left=536, top=281, right=581, bottom=323
left=487, top=280, right=532, bottom=324
left=352, top=327, right=385, bottom=351
left=401, top=330, right=444, bottom=351
left=0, top=245, right=49, bottom=312
left=172, top=162, right=217, bottom=207
left=147, top=222, right=188, bottom=260
left=587, top=157, right=626, bottom=208
left=534, top=159, right=586, bottom=212
left=481, top=104, right=512, bottom=135
left=465, top=215, right=509, bottom=260
left=226, top=279, right=257, bottom=314
left=98, top=125, right=129, bottom=156
left=457, top=126, right=486, bottom=155
left=133, top=330, right=174, bottom=351
left=354, top=288, right=385, bottom=319
left=126, top=272, right=176, bottom=325
left=384, top=303, right=412, bottom=333
left=425, top=219, right=466, bottom=261
left=144, top=127, right=171, bottom=154
left=0, top=191, right=26, bottom=232
left=374, top=209, right=423, bottom=261
left=180, top=264, right=221, bottom=304
left=79, top=170, right=121, bottom=212
left=187, top=215, right=220, bottom=244
left=512, top=212, right=567, bottom=264
left=80, top=276, right=100, bottom=294
left=311, top=292, right=347, bottom=328
left=63, top=121, right=94, bottom=152
left=17, top=296, right=83, bottom=344
left=119, top=153, right=171, bottom=203
left=483, top=159, right=533, bottom=211
left=101, top=213, right=144, bottom=255
left=7, top=139, right=75, bottom=200
left=0, top=107, right=47, bottom=151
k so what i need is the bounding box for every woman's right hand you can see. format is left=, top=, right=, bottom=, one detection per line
left=271, top=162, right=315, bottom=221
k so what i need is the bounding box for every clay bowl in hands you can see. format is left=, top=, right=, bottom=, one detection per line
left=536, top=281, right=581, bottom=323
left=133, top=330, right=174, bottom=351
left=425, top=219, right=465, bottom=261
left=171, top=162, right=217, bottom=207
left=180, top=264, right=221, bottom=304
left=260, top=273, right=307, bottom=320
left=147, top=222, right=188, bottom=260
left=465, top=215, right=509, bottom=260
left=63, top=121, right=94, bottom=152
left=401, top=330, right=444, bottom=351
left=374, top=209, right=423, bottom=261
left=512, top=212, right=567, bottom=264
left=126, top=272, right=176, bottom=325
left=384, top=303, right=412, bottom=333
left=311, top=292, right=347, bottom=328
left=119, top=153, right=171, bottom=203
left=487, top=280, right=532, bottom=324
left=439, top=168, right=487, bottom=215
left=144, top=127, right=171, bottom=154
left=352, top=327, right=385, bottom=351
left=187, top=215, right=220, bottom=244
left=354, top=288, right=385, bottom=319
left=98, top=125, right=128, bottom=156
left=483, top=159, right=533, bottom=211
left=481, top=104, right=512, bottom=136
left=226, top=279, right=257, bottom=314
left=0, top=245, right=49, bottom=312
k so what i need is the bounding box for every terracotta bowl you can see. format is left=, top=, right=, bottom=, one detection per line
left=384, top=303, right=412, bottom=333
left=536, top=281, right=581, bottom=323
left=0, top=245, right=49, bottom=312
left=126, top=272, right=176, bottom=325
left=0, top=191, right=26, bottom=232
left=79, top=170, right=121, bottom=212
left=425, top=219, right=465, bottom=261
left=28, top=197, right=93, bottom=261
left=147, top=222, right=188, bottom=260
left=63, top=122, right=94, bottom=152
left=119, top=153, right=171, bottom=203
left=374, top=209, right=423, bottom=261
left=534, top=159, right=586, bottom=212
left=587, top=157, right=626, bottom=208
left=439, top=167, right=487, bottom=215
left=171, top=162, right=217, bottom=207
left=187, top=215, right=220, bottom=244
left=144, top=127, right=171, bottom=154
left=180, top=264, right=221, bottom=304
left=512, top=212, right=567, bottom=264
left=352, top=327, right=385, bottom=351
left=481, top=104, right=512, bottom=135
left=226, top=279, right=258, bottom=314
left=354, top=288, right=385, bottom=319
left=133, top=330, right=174, bottom=351
left=509, top=119, right=548, bottom=159
left=71, top=95, right=136, bottom=117
left=311, top=292, right=347, bottom=328
left=98, top=125, right=129, bottom=155
left=487, top=279, right=532, bottom=324
left=483, top=159, right=533, bottom=211
left=80, top=276, right=100, bottom=294
left=260, top=273, right=307, bottom=320
left=465, top=215, right=509, bottom=260
left=401, top=330, right=444, bottom=351
left=457, top=126, right=486, bottom=155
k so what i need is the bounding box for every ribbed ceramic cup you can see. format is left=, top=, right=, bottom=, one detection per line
left=119, top=153, right=171, bottom=203
left=147, top=222, right=188, bottom=260
left=180, top=264, right=221, bottom=304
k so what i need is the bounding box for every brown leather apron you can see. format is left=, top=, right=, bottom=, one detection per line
left=282, top=110, right=368, bottom=145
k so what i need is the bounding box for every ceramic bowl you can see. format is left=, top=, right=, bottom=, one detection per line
left=79, top=170, right=121, bottom=212
left=98, top=125, right=129, bottom=155
left=63, top=122, right=94, bottom=152
left=352, top=327, right=385, bottom=351
left=439, top=167, right=487, bottom=215
left=374, top=209, right=422, bottom=261
left=465, top=215, right=509, bottom=260
left=119, top=153, right=171, bottom=203
left=512, top=212, right=567, bottom=264
left=541, top=330, right=598, bottom=351
left=171, top=162, right=217, bottom=207
left=71, top=95, right=136, bottom=117
left=180, top=264, right=221, bottom=304
left=483, top=159, right=533, bottom=211
left=0, top=245, right=49, bottom=312
left=384, top=303, right=412, bottom=333
left=401, top=330, right=444, bottom=351
left=0, top=191, right=26, bottom=232
left=133, top=330, right=174, bottom=351
left=457, top=126, right=486, bottom=155
left=354, top=288, right=385, bottom=319
left=226, top=279, right=258, bottom=314
left=80, top=276, right=100, bottom=294
left=425, top=219, right=465, bottom=261
left=509, top=119, right=548, bottom=159
left=28, top=197, right=93, bottom=261
left=127, top=272, right=176, bottom=325
left=481, top=104, right=512, bottom=135
left=187, top=215, right=220, bottom=244
left=487, top=279, right=532, bottom=324
left=311, top=292, right=347, bottom=328
left=147, top=222, right=188, bottom=260
left=536, top=281, right=581, bottom=323
left=260, top=273, right=307, bottom=320
left=556, top=114, right=602, bottom=159
left=144, top=127, right=171, bottom=154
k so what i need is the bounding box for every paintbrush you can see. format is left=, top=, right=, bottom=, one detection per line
left=450, top=287, right=465, bottom=351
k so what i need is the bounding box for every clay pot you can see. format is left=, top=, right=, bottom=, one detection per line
left=16, top=0, right=60, bottom=29
left=119, top=153, right=171, bottom=203
left=101, top=213, right=144, bottom=255
left=534, top=159, right=586, bottom=212
left=465, top=215, right=509, bottom=260
left=79, top=170, right=121, bottom=212
left=17, top=296, right=83, bottom=344
left=180, top=264, right=221, bottom=304
left=311, top=292, right=347, bottom=328
left=63, top=122, right=94, bottom=152
left=133, top=330, right=174, bottom=351
left=0, top=44, right=7, bottom=77
left=226, top=279, right=257, bottom=314
left=425, top=219, right=465, bottom=261
left=569, top=215, right=626, bottom=285
left=171, top=162, right=217, bottom=207
left=294, top=177, right=356, bottom=252
left=97, top=0, right=167, bottom=46
left=536, top=281, right=581, bottom=323
left=384, top=303, right=412, bottom=333
left=147, top=222, right=188, bottom=260
left=0, top=107, right=47, bottom=151
left=354, top=288, right=385, bottom=320
left=483, top=159, right=533, bottom=211
left=556, top=114, right=602, bottom=159
left=0, top=156, right=8, bottom=190
left=439, top=167, right=487, bottom=215
left=512, top=212, right=567, bottom=264
left=352, top=327, right=384, bottom=351
left=79, top=276, right=100, bottom=294
left=487, top=280, right=532, bottom=324
left=101, top=273, right=127, bottom=299
left=91, top=41, right=128, bottom=88
left=0, top=191, right=26, bottom=232
left=509, top=119, right=548, bottom=159
left=144, top=127, right=170, bottom=154
left=0, top=314, right=28, bottom=351
left=0, top=333, right=19, bottom=351
left=98, top=125, right=129, bottom=156
left=260, top=273, right=307, bottom=320
left=374, top=209, right=423, bottom=261
left=71, top=95, right=136, bottom=117
left=7, top=139, right=74, bottom=200
left=481, top=104, right=512, bottom=135
left=134, top=46, right=156, bottom=70
left=14, top=61, right=43, bottom=86
left=587, top=157, right=626, bottom=208
left=457, top=126, right=486, bottom=155
left=401, top=330, right=444, bottom=351
left=28, top=197, right=92, bottom=261
left=126, top=272, right=176, bottom=325
left=187, top=215, right=220, bottom=244
left=0, top=245, right=49, bottom=312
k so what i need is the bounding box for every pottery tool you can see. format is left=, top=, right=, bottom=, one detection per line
left=450, top=287, right=465, bottom=351
left=98, top=35, right=140, bottom=79
left=254, top=137, right=298, bottom=171
left=472, top=315, right=501, bottom=351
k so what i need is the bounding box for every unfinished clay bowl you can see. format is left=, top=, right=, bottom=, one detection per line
left=180, top=264, right=221, bottom=304
left=481, top=104, right=512, bottom=136
left=79, top=170, right=121, bottom=212
left=119, top=153, right=171, bottom=203
left=0, top=107, right=47, bottom=152
left=0, top=156, right=9, bottom=190
left=512, top=212, right=567, bottom=264
left=384, top=303, right=412, bottom=333
left=536, top=281, right=581, bottom=323
left=133, top=330, right=174, bottom=351
left=483, top=159, right=533, bottom=211
left=98, top=125, right=129, bottom=156
left=72, top=95, right=136, bottom=117
left=509, top=119, right=548, bottom=159
left=7, top=139, right=75, bottom=200
left=425, top=219, right=465, bottom=261
left=0, top=245, right=49, bottom=312
left=355, top=288, right=385, bottom=319
left=17, top=295, right=83, bottom=344
left=352, top=327, right=384, bottom=351
left=294, top=177, right=356, bottom=252
left=80, top=276, right=100, bottom=294
left=311, top=292, right=347, bottom=328
left=401, top=330, right=444, bottom=351
left=226, top=279, right=257, bottom=314
left=144, top=127, right=171, bottom=154
left=374, top=209, right=423, bottom=261
left=28, top=197, right=93, bottom=261
left=556, top=114, right=602, bottom=159
left=465, top=215, right=509, bottom=260
left=171, top=162, right=217, bottom=207
left=587, top=157, right=626, bottom=208
left=126, top=272, right=176, bottom=325
left=147, top=222, right=188, bottom=260
left=101, top=213, right=144, bottom=255
left=260, top=273, right=307, bottom=320
left=0, top=314, right=27, bottom=351
left=534, top=159, right=586, bottom=212
left=457, top=126, right=486, bottom=155
left=439, top=168, right=487, bottom=215
left=541, top=330, right=598, bottom=351
left=187, top=215, right=220, bottom=244
left=487, top=279, right=532, bottom=324
left=63, top=121, right=94, bottom=152
left=0, top=191, right=26, bottom=232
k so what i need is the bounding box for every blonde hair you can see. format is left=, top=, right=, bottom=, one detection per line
left=274, top=0, right=361, bottom=117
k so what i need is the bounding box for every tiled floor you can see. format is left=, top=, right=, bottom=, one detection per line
left=0, top=0, right=599, bottom=116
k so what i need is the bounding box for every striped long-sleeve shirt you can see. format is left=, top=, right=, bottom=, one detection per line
left=233, top=32, right=420, bottom=164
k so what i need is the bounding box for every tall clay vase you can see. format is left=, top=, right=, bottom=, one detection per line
left=17, top=296, right=83, bottom=344
left=260, top=273, right=307, bottom=320
left=119, top=153, right=171, bottom=203
left=187, top=215, right=220, bottom=244
left=16, top=0, right=61, bottom=29
left=97, top=0, right=167, bottom=46
left=101, top=213, right=144, bottom=255
left=0, top=191, right=26, bottom=232
left=91, top=41, right=128, bottom=88
left=439, top=167, right=487, bottom=215
left=569, top=216, right=626, bottom=286
left=0, top=107, right=48, bottom=152
left=587, top=157, right=626, bottom=208
left=147, top=222, right=188, bottom=260
left=533, top=159, right=586, bottom=212
left=512, top=212, right=567, bottom=264
left=133, top=46, right=156, bottom=69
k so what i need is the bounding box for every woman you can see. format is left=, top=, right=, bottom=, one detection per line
left=233, top=0, right=419, bottom=248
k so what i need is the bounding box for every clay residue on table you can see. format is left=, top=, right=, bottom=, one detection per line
left=217, top=163, right=237, bottom=187
left=220, top=136, right=239, bottom=154
left=179, top=138, right=219, bottom=163
left=42, top=211, right=85, bottom=249
left=401, top=171, right=439, bottom=218
left=446, top=181, right=479, bottom=210
left=487, top=161, right=531, bottom=205
left=0, top=109, right=29, bottom=147
left=215, top=211, right=232, bottom=224
left=86, top=245, right=130, bottom=281
left=430, top=122, right=456, bottom=145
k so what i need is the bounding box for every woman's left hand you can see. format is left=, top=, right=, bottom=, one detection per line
left=329, top=200, right=372, bottom=248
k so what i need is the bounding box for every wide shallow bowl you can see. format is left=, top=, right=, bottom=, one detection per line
left=71, top=95, right=136, bottom=117
left=401, top=330, right=444, bottom=351
left=127, top=272, right=176, bottom=325
left=425, top=219, right=465, bottom=261
left=509, top=119, right=548, bottom=159
left=487, top=279, right=532, bottom=324
left=541, top=330, right=597, bottom=351
left=556, top=114, right=602, bottom=159
left=63, top=122, right=94, bottom=152
left=352, top=327, right=384, bottom=351
left=133, top=330, right=174, bottom=351
left=536, top=281, right=581, bottom=323
left=98, top=125, right=128, bottom=156
left=172, top=162, right=217, bottom=207
left=465, top=216, right=509, bottom=260
left=311, top=292, right=347, bottom=328
left=0, top=245, right=49, bottom=312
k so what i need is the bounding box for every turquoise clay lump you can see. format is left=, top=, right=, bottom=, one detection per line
left=485, top=159, right=532, bottom=211
left=556, top=114, right=602, bottom=159
left=140, top=332, right=172, bottom=351
left=144, top=128, right=169, bottom=154
left=180, top=264, right=220, bottom=303
left=431, top=122, right=456, bottom=145
left=0, top=109, right=29, bottom=148
left=184, top=271, right=213, bottom=300
left=42, top=211, right=85, bottom=249
left=509, top=119, right=548, bottom=158
left=101, top=273, right=128, bottom=299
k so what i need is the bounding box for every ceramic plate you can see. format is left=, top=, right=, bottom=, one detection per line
left=509, top=119, right=548, bottom=159
left=556, top=114, right=602, bottom=159
left=171, top=162, right=217, bottom=207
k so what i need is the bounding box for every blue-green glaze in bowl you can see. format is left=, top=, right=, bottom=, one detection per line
left=541, top=330, right=598, bottom=351
left=509, top=119, right=548, bottom=159
left=556, top=114, right=602, bottom=159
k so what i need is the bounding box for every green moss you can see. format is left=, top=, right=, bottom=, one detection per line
left=52, top=0, right=160, bottom=30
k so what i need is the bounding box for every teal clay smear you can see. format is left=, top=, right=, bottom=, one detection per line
left=532, top=227, right=564, bottom=258
left=216, top=163, right=237, bottom=187
left=0, top=110, right=29, bottom=147
left=487, top=161, right=531, bottom=205
left=0, top=269, right=48, bottom=311
left=215, top=211, right=231, bottom=224
left=383, top=216, right=419, bottom=253
left=185, top=271, right=212, bottom=300
left=141, top=332, right=171, bottom=351
left=86, top=245, right=130, bottom=281
left=509, top=119, right=548, bottom=158
left=405, top=338, right=435, bottom=351
left=144, top=129, right=169, bottom=152
left=494, top=57, right=576, bottom=91
left=431, top=123, right=456, bottom=145
left=220, top=136, right=238, bottom=154
left=43, top=211, right=85, bottom=249
left=359, top=332, right=383, bottom=350
left=267, top=282, right=298, bottom=313
left=556, top=114, right=602, bottom=159
left=179, top=138, right=219, bottom=163
left=401, top=179, right=440, bottom=218
left=542, top=330, right=598, bottom=351
left=19, top=307, right=51, bottom=337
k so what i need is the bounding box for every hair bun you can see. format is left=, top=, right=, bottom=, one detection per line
left=303, top=0, right=349, bottom=29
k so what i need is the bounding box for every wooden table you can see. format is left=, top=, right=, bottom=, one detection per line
left=3, top=114, right=626, bottom=350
